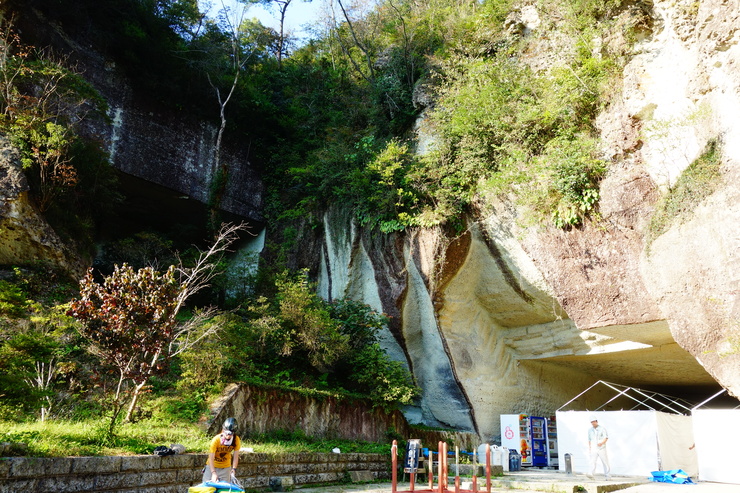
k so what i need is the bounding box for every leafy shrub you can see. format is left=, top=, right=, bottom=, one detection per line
left=0, top=329, right=55, bottom=415
left=528, top=135, right=606, bottom=228
left=353, top=138, right=419, bottom=232
left=211, top=271, right=418, bottom=409
left=0, top=280, right=27, bottom=317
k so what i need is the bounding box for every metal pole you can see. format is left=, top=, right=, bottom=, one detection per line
left=472, top=443, right=477, bottom=493
left=693, top=388, right=727, bottom=410
left=410, top=451, right=416, bottom=493
left=557, top=380, right=603, bottom=411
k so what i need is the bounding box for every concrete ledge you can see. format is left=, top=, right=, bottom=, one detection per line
left=349, top=470, right=375, bottom=482
left=269, top=476, right=295, bottom=491
left=71, top=456, right=122, bottom=474
left=0, top=452, right=390, bottom=492
left=596, top=482, right=641, bottom=493
left=9, top=457, right=74, bottom=477
left=488, top=476, right=642, bottom=493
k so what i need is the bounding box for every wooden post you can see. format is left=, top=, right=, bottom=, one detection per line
left=428, top=450, right=434, bottom=490
left=392, top=440, right=398, bottom=493
left=485, top=444, right=491, bottom=493
left=437, top=442, right=443, bottom=493
left=443, top=442, right=449, bottom=489
left=472, top=444, right=477, bottom=493
left=454, top=446, right=460, bottom=493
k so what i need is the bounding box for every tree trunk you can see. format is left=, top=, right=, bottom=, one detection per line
left=124, top=379, right=148, bottom=422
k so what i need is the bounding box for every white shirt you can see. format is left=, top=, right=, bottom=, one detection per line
left=588, top=425, right=608, bottom=449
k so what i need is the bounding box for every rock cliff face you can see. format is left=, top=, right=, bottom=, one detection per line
left=4, top=1, right=739, bottom=441
left=312, top=0, right=740, bottom=440
left=49, top=14, right=264, bottom=225
left=0, top=5, right=264, bottom=275
left=0, top=136, right=86, bottom=277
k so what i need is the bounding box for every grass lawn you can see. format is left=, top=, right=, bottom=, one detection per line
left=0, top=419, right=391, bottom=457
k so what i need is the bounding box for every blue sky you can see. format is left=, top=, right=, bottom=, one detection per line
left=201, top=0, right=325, bottom=40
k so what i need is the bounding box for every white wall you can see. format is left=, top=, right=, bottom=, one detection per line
left=693, top=409, right=740, bottom=484
left=556, top=411, right=660, bottom=477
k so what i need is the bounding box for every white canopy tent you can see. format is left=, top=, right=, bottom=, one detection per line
left=555, top=381, right=698, bottom=478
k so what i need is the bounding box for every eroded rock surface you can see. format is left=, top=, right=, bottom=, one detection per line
left=0, top=136, right=85, bottom=277
left=313, top=0, right=740, bottom=438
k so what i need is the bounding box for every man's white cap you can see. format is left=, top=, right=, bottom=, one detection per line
left=589, top=415, right=599, bottom=422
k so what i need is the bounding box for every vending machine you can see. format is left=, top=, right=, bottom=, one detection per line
left=546, top=416, right=558, bottom=467
left=500, top=414, right=548, bottom=467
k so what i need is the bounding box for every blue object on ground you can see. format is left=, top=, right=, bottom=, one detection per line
left=203, top=480, right=245, bottom=492
left=650, top=469, right=695, bottom=484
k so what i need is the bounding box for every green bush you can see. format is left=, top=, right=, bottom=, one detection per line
left=0, top=280, right=27, bottom=317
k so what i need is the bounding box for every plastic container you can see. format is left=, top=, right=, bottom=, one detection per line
left=564, top=453, right=572, bottom=474
left=477, top=443, right=488, bottom=465
left=494, top=445, right=503, bottom=466
left=508, top=449, right=521, bottom=472
left=501, top=447, right=510, bottom=472
left=483, top=444, right=503, bottom=467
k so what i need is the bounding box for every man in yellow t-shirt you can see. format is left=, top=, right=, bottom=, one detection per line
left=203, top=417, right=241, bottom=483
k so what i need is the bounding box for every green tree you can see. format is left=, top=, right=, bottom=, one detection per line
left=0, top=19, right=89, bottom=212
left=328, top=298, right=419, bottom=408
left=237, top=285, right=419, bottom=408
left=0, top=290, right=75, bottom=422
left=254, top=0, right=313, bottom=65
left=156, top=0, right=205, bottom=39
left=0, top=330, right=52, bottom=419
left=248, top=270, right=350, bottom=373
left=67, top=223, right=246, bottom=436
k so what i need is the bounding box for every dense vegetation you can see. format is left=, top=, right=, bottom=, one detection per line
left=6, top=0, right=636, bottom=233
left=0, top=0, right=649, bottom=454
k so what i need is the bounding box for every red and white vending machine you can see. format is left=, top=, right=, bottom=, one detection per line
left=500, top=414, right=549, bottom=467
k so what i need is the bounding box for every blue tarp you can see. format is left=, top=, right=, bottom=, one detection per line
left=650, top=469, right=695, bottom=484
left=421, top=448, right=474, bottom=458
left=203, top=480, right=245, bottom=492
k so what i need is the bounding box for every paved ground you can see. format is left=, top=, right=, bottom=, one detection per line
left=293, top=470, right=738, bottom=493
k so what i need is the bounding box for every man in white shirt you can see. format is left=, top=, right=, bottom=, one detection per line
left=587, top=416, right=610, bottom=480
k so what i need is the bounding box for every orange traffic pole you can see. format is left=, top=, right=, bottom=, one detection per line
left=454, top=446, right=460, bottom=493
left=437, top=442, right=443, bottom=493
left=485, top=444, right=491, bottom=493
left=392, top=440, right=398, bottom=493
left=471, top=444, right=477, bottom=493
left=443, top=442, right=449, bottom=490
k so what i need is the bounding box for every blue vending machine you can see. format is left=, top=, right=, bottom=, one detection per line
left=529, top=416, right=548, bottom=467
left=501, top=414, right=550, bottom=467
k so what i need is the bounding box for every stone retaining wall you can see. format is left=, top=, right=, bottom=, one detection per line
left=0, top=452, right=389, bottom=493
left=206, top=384, right=480, bottom=451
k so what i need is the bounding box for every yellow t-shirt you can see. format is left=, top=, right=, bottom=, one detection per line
left=208, top=434, right=241, bottom=468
